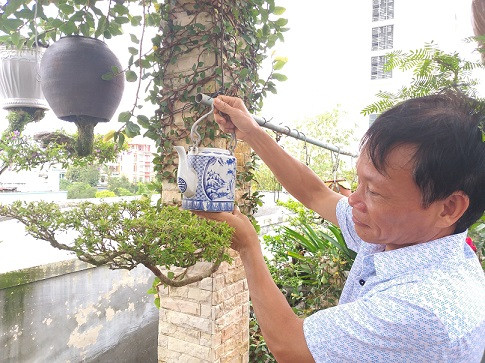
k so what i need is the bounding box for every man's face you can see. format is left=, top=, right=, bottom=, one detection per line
left=348, top=144, right=447, bottom=250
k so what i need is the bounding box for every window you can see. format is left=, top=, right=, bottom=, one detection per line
left=372, top=0, right=394, bottom=21
left=371, top=56, right=392, bottom=80
left=372, top=25, right=393, bottom=51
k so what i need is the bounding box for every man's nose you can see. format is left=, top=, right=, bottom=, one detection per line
left=348, top=186, right=365, bottom=211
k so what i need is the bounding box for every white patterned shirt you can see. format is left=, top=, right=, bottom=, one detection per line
left=303, top=198, right=485, bottom=362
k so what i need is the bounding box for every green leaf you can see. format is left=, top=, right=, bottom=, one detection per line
left=58, top=4, right=75, bottom=15
left=154, top=297, right=160, bottom=309
left=167, top=271, right=175, bottom=279
left=118, top=111, right=132, bottom=123
left=273, top=60, right=286, bottom=70
left=79, top=23, right=90, bottom=37
left=59, top=21, right=77, bottom=35
left=113, top=3, right=129, bottom=15
left=239, top=68, right=249, bottom=80
left=273, top=6, right=286, bottom=15
left=10, top=32, right=21, bottom=47
left=101, top=72, right=114, bottom=81
left=147, top=287, right=157, bottom=294
left=95, top=16, right=106, bottom=38
left=125, top=121, right=140, bottom=137
left=3, top=0, right=23, bottom=17
left=271, top=73, right=288, bottom=82
left=128, top=47, right=138, bottom=55
left=275, top=18, right=288, bottom=27
left=114, top=16, right=130, bottom=24
left=262, top=24, right=270, bottom=37
left=130, top=15, right=142, bottom=26
left=130, top=33, right=139, bottom=44
left=125, top=70, right=138, bottom=82
left=137, top=115, right=150, bottom=128
left=0, top=18, right=23, bottom=33
left=117, top=132, right=125, bottom=148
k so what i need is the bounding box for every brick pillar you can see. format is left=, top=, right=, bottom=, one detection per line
left=158, top=250, right=249, bottom=362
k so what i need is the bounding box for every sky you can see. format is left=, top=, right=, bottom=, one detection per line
left=0, top=0, right=480, bottom=150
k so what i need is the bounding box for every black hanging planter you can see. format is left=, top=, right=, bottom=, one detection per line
left=40, top=36, right=124, bottom=156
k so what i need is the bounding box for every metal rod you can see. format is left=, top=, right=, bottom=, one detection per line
left=195, top=93, right=358, bottom=157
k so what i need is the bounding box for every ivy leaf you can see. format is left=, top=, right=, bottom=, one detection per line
left=273, top=59, right=287, bottom=70
left=101, top=72, right=114, bottom=81
left=10, top=32, right=21, bottom=48
left=117, top=132, right=125, bottom=148
left=79, top=23, right=90, bottom=37
left=130, top=33, right=139, bottom=44
left=118, top=111, right=132, bottom=123
left=239, top=68, right=249, bottom=80
left=1, top=18, right=23, bottom=33
left=113, top=4, right=129, bottom=15
left=273, top=6, right=286, bottom=15
left=262, top=24, right=270, bottom=37
left=59, top=21, right=77, bottom=35
left=137, top=115, right=150, bottom=128
left=58, top=4, right=75, bottom=15
left=125, top=70, right=138, bottom=82
left=271, top=73, right=288, bottom=82
left=125, top=121, right=141, bottom=137
left=95, top=16, right=107, bottom=38
left=130, top=15, right=142, bottom=26
left=275, top=18, right=288, bottom=27
left=3, top=0, right=23, bottom=17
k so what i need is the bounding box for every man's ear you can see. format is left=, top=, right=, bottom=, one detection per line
left=437, top=191, right=469, bottom=228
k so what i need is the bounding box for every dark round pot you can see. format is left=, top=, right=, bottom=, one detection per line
left=40, top=36, right=124, bottom=123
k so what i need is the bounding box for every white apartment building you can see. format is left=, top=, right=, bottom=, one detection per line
left=107, top=139, right=155, bottom=183
left=368, top=0, right=478, bottom=124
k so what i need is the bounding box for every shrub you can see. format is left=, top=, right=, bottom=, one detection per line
left=113, top=187, right=133, bottom=196
left=59, top=178, right=71, bottom=191
left=95, top=190, right=116, bottom=198
left=67, top=182, right=97, bottom=199
left=468, top=214, right=485, bottom=269
left=250, top=199, right=355, bottom=361
left=108, top=176, right=137, bottom=194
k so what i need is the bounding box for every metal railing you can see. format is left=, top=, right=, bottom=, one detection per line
left=195, top=93, right=358, bottom=158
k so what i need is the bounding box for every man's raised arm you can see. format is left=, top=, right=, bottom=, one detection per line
left=213, top=95, right=344, bottom=225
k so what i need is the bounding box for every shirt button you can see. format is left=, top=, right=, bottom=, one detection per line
left=359, top=279, right=366, bottom=286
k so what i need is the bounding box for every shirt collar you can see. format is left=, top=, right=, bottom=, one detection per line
left=371, top=231, right=468, bottom=279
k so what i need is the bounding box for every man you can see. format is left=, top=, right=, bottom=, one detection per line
left=196, top=90, right=485, bottom=362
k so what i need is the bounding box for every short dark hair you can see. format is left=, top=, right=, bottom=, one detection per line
left=361, top=90, right=485, bottom=233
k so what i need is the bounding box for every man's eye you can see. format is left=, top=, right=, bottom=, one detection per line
left=368, top=188, right=380, bottom=196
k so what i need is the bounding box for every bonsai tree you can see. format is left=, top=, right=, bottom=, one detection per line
left=0, top=0, right=288, bottom=290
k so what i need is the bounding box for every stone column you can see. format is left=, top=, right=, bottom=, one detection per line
left=158, top=250, right=249, bottom=362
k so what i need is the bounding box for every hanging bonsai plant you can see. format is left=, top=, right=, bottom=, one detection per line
left=40, top=35, right=124, bottom=156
